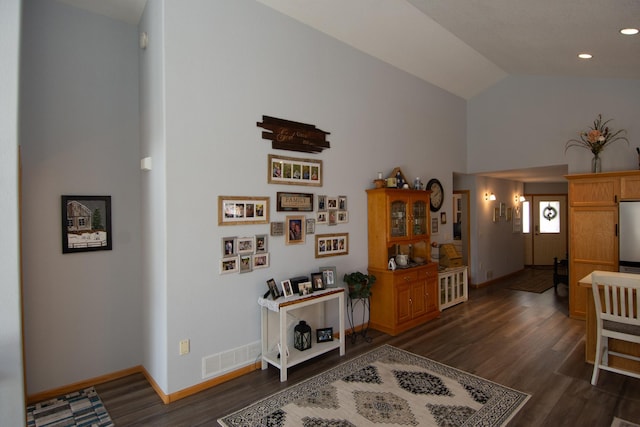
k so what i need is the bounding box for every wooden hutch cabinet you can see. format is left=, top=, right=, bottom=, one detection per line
left=366, top=188, right=440, bottom=336
left=566, top=170, right=640, bottom=319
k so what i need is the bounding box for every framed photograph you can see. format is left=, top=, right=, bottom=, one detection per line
left=255, top=234, right=268, bottom=253
left=268, top=154, right=322, bottom=186
left=239, top=254, right=252, bottom=273
left=431, top=217, right=439, bottom=234
left=327, top=197, right=338, bottom=209
left=266, top=278, right=280, bottom=299
left=499, top=202, right=506, bottom=218
left=317, top=195, right=327, bottom=212
left=222, top=236, right=237, bottom=257
left=306, top=218, right=316, bottom=235
left=328, top=209, right=338, bottom=226
left=311, top=272, right=324, bottom=290
left=513, top=214, right=522, bottom=233
left=506, top=207, right=513, bottom=222
left=337, top=211, right=349, bottom=223
left=276, top=192, right=314, bottom=212
left=218, top=196, right=269, bottom=225
left=316, top=211, right=328, bottom=224
left=253, top=253, right=269, bottom=269
left=61, top=195, right=112, bottom=254
left=440, top=212, right=447, bottom=224
left=298, top=281, right=313, bottom=296
left=493, top=207, right=500, bottom=223
left=316, top=233, right=348, bottom=258
left=220, top=256, right=239, bottom=274
left=281, top=279, right=294, bottom=297
left=285, top=215, right=305, bottom=245
left=270, top=221, right=284, bottom=236
left=317, top=327, right=334, bottom=343
left=338, top=196, right=347, bottom=210
left=237, top=236, right=255, bottom=254
left=319, top=266, right=337, bottom=287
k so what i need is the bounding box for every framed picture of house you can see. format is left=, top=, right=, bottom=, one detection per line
left=61, top=195, right=112, bottom=254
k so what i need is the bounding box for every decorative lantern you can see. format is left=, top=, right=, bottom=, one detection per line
left=294, top=320, right=312, bottom=351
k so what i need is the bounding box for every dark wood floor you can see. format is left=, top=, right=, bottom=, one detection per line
left=95, top=268, right=640, bottom=426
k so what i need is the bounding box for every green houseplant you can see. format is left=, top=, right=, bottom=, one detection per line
left=343, top=271, right=376, bottom=299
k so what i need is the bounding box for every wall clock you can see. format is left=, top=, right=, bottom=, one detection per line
left=427, top=178, right=444, bottom=212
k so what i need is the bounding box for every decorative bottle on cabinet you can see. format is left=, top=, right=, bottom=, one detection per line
left=366, top=188, right=440, bottom=336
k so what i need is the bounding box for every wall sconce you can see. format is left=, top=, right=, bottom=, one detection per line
left=485, top=192, right=496, bottom=201
left=515, top=195, right=525, bottom=203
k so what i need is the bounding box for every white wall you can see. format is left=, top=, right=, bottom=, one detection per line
left=156, top=0, right=466, bottom=394
left=0, top=0, right=26, bottom=424
left=139, top=0, right=169, bottom=394
left=468, top=76, right=640, bottom=175
left=20, top=0, right=142, bottom=394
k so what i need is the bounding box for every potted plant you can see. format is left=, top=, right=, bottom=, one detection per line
left=343, top=271, right=376, bottom=299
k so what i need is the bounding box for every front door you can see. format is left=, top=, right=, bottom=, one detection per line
left=527, top=195, right=567, bottom=265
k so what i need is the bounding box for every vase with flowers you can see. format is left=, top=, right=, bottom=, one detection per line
left=565, top=114, right=628, bottom=173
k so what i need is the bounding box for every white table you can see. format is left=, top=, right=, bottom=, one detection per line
left=438, top=266, right=468, bottom=310
left=259, top=288, right=345, bottom=381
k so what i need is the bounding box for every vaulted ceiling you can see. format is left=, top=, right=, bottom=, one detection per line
left=55, top=0, right=638, bottom=182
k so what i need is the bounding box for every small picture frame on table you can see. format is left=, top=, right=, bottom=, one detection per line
left=298, top=281, right=313, bottom=296
left=311, top=272, right=324, bottom=290
left=317, top=327, right=334, bottom=343
left=281, top=279, right=294, bottom=297
left=266, top=278, right=280, bottom=299
left=319, top=266, right=337, bottom=288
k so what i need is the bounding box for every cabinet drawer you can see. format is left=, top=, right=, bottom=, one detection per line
left=394, top=270, right=417, bottom=285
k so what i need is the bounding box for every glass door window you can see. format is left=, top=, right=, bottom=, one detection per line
left=390, top=200, right=407, bottom=238
left=412, top=200, right=427, bottom=237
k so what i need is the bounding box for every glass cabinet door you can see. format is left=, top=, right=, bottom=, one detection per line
left=390, top=200, right=407, bottom=238
left=412, top=200, right=427, bottom=237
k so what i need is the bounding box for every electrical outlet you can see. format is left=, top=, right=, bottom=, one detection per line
left=179, top=339, right=190, bottom=355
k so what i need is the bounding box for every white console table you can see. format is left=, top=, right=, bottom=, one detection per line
left=259, top=288, right=345, bottom=381
left=438, top=266, right=468, bottom=310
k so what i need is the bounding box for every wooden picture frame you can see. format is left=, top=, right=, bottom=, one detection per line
left=268, top=154, right=322, bottom=186
left=440, top=212, right=447, bottom=224
left=218, top=196, right=269, bottom=225
left=493, top=207, right=500, bottom=223
left=315, top=233, right=348, bottom=258
left=61, top=195, right=112, bottom=253
left=220, top=256, right=239, bottom=274
left=285, top=215, right=305, bottom=245
left=276, top=192, right=314, bottom=212
left=222, top=236, right=237, bottom=257
left=431, top=217, right=439, bottom=234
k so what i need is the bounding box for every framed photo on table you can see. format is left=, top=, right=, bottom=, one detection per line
left=311, top=272, right=324, bottom=290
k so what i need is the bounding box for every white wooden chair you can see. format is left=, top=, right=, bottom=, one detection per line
left=591, top=271, right=640, bottom=385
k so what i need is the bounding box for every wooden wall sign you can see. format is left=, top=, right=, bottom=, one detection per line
left=257, top=115, right=330, bottom=153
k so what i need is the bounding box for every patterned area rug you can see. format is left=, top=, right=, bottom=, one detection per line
left=26, top=386, right=114, bottom=427
left=219, top=345, right=530, bottom=426
left=507, top=267, right=554, bottom=293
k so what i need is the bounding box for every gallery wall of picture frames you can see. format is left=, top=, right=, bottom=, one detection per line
left=217, top=128, right=355, bottom=274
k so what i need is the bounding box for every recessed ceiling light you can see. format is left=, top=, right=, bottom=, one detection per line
left=578, top=53, right=593, bottom=59
left=620, top=28, right=639, bottom=35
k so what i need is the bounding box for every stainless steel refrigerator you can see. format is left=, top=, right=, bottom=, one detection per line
left=619, top=201, right=640, bottom=273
